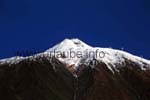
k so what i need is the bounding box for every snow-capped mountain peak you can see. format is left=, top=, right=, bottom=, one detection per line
left=46, top=38, right=92, bottom=52
left=42, top=39, right=150, bottom=72
left=44, top=39, right=93, bottom=69
left=0, top=38, right=150, bottom=73
left=0, top=39, right=150, bottom=100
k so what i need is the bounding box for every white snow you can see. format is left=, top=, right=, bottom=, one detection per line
left=0, top=38, right=150, bottom=72
left=44, top=39, right=93, bottom=69
left=44, top=38, right=150, bottom=71
left=0, top=56, right=24, bottom=65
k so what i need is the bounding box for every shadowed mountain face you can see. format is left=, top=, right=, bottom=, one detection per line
left=0, top=57, right=149, bottom=100
left=0, top=58, right=75, bottom=100
left=81, top=61, right=150, bottom=100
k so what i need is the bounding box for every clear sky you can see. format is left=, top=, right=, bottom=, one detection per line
left=0, top=0, right=150, bottom=59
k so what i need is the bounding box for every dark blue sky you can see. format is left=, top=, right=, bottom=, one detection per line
left=0, top=0, right=150, bottom=59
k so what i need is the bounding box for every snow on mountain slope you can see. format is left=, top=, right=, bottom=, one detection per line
left=0, top=38, right=150, bottom=72
left=44, top=39, right=93, bottom=68
left=0, top=56, right=24, bottom=65
left=43, top=38, right=150, bottom=71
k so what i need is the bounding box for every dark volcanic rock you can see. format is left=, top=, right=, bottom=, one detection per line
left=80, top=61, right=150, bottom=100
left=0, top=58, right=150, bottom=100
left=0, top=58, right=75, bottom=100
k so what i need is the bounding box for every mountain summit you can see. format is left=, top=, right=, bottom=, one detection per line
left=0, top=39, right=150, bottom=100
left=0, top=38, right=149, bottom=73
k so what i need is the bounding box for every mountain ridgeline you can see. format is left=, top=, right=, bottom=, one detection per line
left=0, top=39, right=150, bottom=100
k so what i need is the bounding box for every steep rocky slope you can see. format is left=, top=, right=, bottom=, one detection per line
left=0, top=39, right=149, bottom=100
left=0, top=57, right=75, bottom=100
